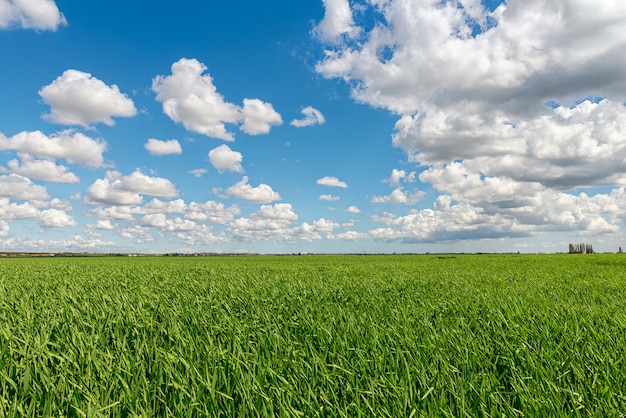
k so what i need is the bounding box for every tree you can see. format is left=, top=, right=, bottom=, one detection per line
left=568, top=242, right=593, bottom=254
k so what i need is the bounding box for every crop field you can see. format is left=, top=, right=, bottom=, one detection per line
left=0, top=254, right=625, bottom=416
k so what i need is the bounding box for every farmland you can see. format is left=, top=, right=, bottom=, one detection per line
left=0, top=254, right=625, bottom=416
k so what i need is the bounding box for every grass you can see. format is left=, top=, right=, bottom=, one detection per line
left=0, top=254, right=625, bottom=416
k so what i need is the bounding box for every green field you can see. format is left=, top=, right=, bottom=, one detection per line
left=0, top=254, right=625, bottom=416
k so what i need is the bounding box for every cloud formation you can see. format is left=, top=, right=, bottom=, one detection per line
left=208, top=144, right=243, bottom=173
left=290, top=106, right=325, bottom=127
left=314, top=0, right=359, bottom=44
left=144, top=139, right=182, bottom=156
left=317, top=176, right=348, bottom=188
left=0, top=174, right=49, bottom=200
left=0, top=130, right=108, bottom=167
left=223, top=176, right=281, bottom=204
left=85, top=170, right=178, bottom=206
left=39, top=70, right=137, bottom=126
left=371, top=188, right=425, bottom=205
left=152, top=58, right=282, bottom=140
left=0, top=0, right=66, bottom=31
left=5, top=157, right=79, bottom=183
left=316, top=0, right=626, bottom=242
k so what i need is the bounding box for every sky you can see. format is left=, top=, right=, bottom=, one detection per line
left=1, top=0, right=626, bottom=254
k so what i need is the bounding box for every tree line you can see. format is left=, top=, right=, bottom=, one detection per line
left=568, top=243, right=594, bottom=254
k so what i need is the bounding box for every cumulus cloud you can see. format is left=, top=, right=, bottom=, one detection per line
left=85, top=170, right=178, bottom=206
left=240, top=99, right=283, bottom=135
left=38, top=208, right=76, bottom=227
left=256, top=203, right=298, bottom=221
left=175, top=224, right=226, bottom=246
left=208, top=144, right=243, bottom=173
left=222, top=176, right=281, bottom=204
left=371, top=188, right=426, bottom=205
left=319, top=194, right=340, bottom=201
left=346, top=205, right=360, bottom=214
left=144, top=139, right=182, bottom=156
left=0, top=197, right=76, bottom=229
left=313, top=218, right=340, bottom=233
left=39, top=70, right=136, bottom=126
left=0, top=174, right=49, bottom=200
left=140, top=214, right=197, bottom=232
left=316, top=0, right=626, bottom=241
left=314, top=0, right=360, bottom=44
left=184, top=200, right=240, bottom=224
left=228, top=203, right=315, bottom=242
left=0, top=0, right=66, bottom=31
left=189, top=168, right=207, bottom=178
left=0, top=220, right=8, bottom=237
left=290, top=106, right=325, bottom=127
left=0, top=130, right=108, bottom=168
left=152, top=58, right=282, bottom=140
left=0, top=198, right=39, bottom=220
left=317, top=176, right=348, bottom=188
left=94, top=219, right=115, bottom=230
left=5, top=157, right=79, bottom=183
left=384, top=169, right=416, bottom=186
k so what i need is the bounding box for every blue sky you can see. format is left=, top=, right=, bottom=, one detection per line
left=1, top=0, right=626, bottom=254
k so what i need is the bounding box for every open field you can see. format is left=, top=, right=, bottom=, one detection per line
left=0, top=254, right=625, bottom=416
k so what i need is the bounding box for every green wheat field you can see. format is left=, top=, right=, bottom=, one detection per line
left=0, top=254, right=625, bottom=416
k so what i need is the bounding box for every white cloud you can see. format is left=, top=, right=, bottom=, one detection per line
left=256, top=203, right=298, bottom=221
left=0, top=198, right=39, bottom=220
left=115, top=170, right=178, bottom=198
left=0, top=0, right=66, bottom=31
left=371, top=187, right=425, bottom=205
left=317, top=176, right=348, bottom=188
left=120, top=225, right=154, bottom=243
left=144, top=139, right=182, bottom=156
left=290, top=106, right=325, bottom=127
left=228, top=203, right=303, bottom=242
left=223, top=176, right=281, bottom=204
left=346, top=205, right=360, bottom=214
left=0, top=220, right=8, bottom=237
left=38, top=208, right=76, bottom=227
left=189, top=168, right=207, bottom=177
left=240, top=98, right=283, bottom=135
left=86, top=176, right=142, bottom=206
left=139, top=214, right=197, bottom=232
left=184, top=200, right=240, bottom=224
left=141, top=198, right=187, bottom=214
left=175, top=224, right=225, bottom=246
left=152, top=58, right=240, bottom=140
left=39, top=70, right=136, bottom=126
left=94, top=219, right=115, bottom=230
left=317, top=1, right=626, bottom=114
left=0, top=234, right=116, bottom=252
left=319, top=194, right=340, bottom=201
left=152, top=58, right=281, bottom=140
left=85, top=170, right=178, bottom=206
left=88, top=198, right=241, bottom=232
left=0, top=130, right=108, bottom=168
left=314, top=0, right=360, bottom=44
left=336, top=230, right=364, bottom=240
left=313, top=218, right=339, bottom=233
left=208, top=144, right=243, bottom=173
left=0, top=174, right=49, bottom=200
left=315, top=0, right=626, bottom=242
left=384, top=169, right=416, bottom=186
left=0, top=197, right=75, bottom=229
left=6, top=157, right=79, bottom=183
